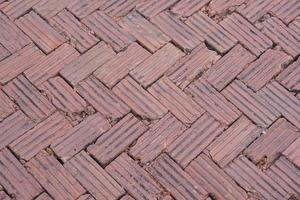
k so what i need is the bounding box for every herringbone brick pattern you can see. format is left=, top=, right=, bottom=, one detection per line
left=0, top=0, right=299, bottom=199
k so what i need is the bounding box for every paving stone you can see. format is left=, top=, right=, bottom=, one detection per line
left=130, top=43, right=184, bottom=87
left=0, top=44, right=10, bottom=61
left=136, top=0, right=178, bottom=18
left=0, top=148, right=42, bottom=200
left=65, top=151, right=125, bottom=199
left=77, top=194, right=95, bottom=200
left=101, top=0, right=140, bottom=19
left=35, top=193, right=53, bottom=200
left=0, top=0, right=40, bottom=20
left=271, top=0, right=300, bottom=24
left=26, top=151, right=86, bottom=200
left=289, top=17, right=300, bottom=38
left=67, top=0, right=105, bottom=19
left=171, top=0, right=210, bottom=17
left=283, top=137, right=300, bottom=168
left=33, top=0, right=72, bottom=19
left=0, top=89, right=15, bottom=121
left=209, top=0, right=246, bottom=16
left=88, top=113, right=147, bottom=165
left=119, top=195, right=135, bottom=200
left=0, top=191, right=11, bottom=200
left=277, top=57, right=300, bottom=91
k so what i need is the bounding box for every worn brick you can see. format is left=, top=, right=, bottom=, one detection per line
left=277, top=58, right=300, bottom=91
left=283, top=137, right=300, bottom=168
left=0, top=89, right=15, bottom=121
left=34, top=0, right=72, bottom=19
left=101, top=0, right=140, bottom=19
left=67, top=0, right=104, bottom=19
left=77, top=194, right=95, bottom=200
left=209, top=0, right=246, bottom=16
left=0, top=44, right=10, bottom=61
left=171, top=0, right=210, bottom=17
left=0, top=191, right=11, bottom=200
left=137, top=0, right=178, bottom=18
left=35, top=193, right=53, bottom=200
left=271, top=0, right=300, bottom=24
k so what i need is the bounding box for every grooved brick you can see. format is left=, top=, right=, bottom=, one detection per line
left=0, top=191, right=11, bottom=200
left=283, top=137, right=300, bottom=168
left=0, top=0, right=40, bottom=20
left=137, top=0, right=178, bottom=18
left=171, top=0, right=210, bottom=17
left=0, top=44, right=9, bottom=61
left=35, top=193, right=53, bottom=200
left=0, top=89, right=15, bottom=121
left=277, top=58, right=300, bottom=91
left=67, top=0, right=104, bottom=19
left=209, top=0, right=246, bottom=16
left=34, top=0, right=72, bottom=19
left=77, top=194, right=95, bottom=200
left=271, top=0, right=300, bottom=24
left=101, top=0, right=140, bottom=19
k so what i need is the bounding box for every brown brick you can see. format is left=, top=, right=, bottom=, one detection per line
left=60, top=42, right=115, bottom=86
left=209, top=0, right=246, bottom=16
left=186, top=11, right=237, bottom=53
left=277, top=58, right=300, bottom=91
left=284, top=137, right=300, bottom=168
left=130, top=113, right=186, bottom=163
left=0, top=148, right=42, bottom=200
left=0, top=44, right=45, bottom=84
left=271, top=0, right=300, bottom=24
left=101, top=0, right=140, bottom=19
left=119, top=11, right=170, bottom=53
left=51, top=113, right=110, bottom=162
left=167, top=113, right=224, bottom=168
left=15, top=11, right=66, bottom=54
left=50, top=10, right=99, bottom=53
left=171, top=0, right=210, bottom=17
left=24, top=43, right=79, bottom=87
left=0, top=191, right=11, bottom=200
left=222, top=80, right=280, bottom=127
left=77, top=194, right=95, bottom=200
left=205, top=44, right=255, bottom=91
left=136, top=0, right=178, bottom=18
left=9, top=112, right=72, bottom=161
left=147, top=154, right=207, bottom=199
left=0, top=44, right=10, bottom=61
left=67, top=0, right=104, bottom=19
left=112, top=77, right=167, bottom=120
left=76, top=76, right=130, bottom=120
left=83, top=11, right=134, bottom=51
left=35, top=193, right=53, bottom=200
left=0, top=89, right=15, bottom=121
left=0, top=0, right=40, bottom=20
left=208, top=116, right=261, bottom=168
left=88, top=113, right=147, bottom=165
left=94, top=43, right=151, bottom=88
left=186, top=154, right=247, bottom=200
left=148, top=77, right=204, bottom=124
left=106, top=153, right=164, bottom=199
left=3, top=75, right=55, bottom=122
left=151, top=11, right=202, bottom=51
left=65, top=151, right=125, bottom=199
left=33, top=0, right=72, bottom=19
left=187, top=80, right=241, bottom=125
left=130, top=43, right=184, bottom=87
left=26, top=151, right=85, bottom=200
left=220, top=13, right=272, bottom=56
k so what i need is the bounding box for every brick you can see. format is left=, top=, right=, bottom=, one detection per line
left=33, top=0, right=72, bottom=19
left=9, top=112, right=72, bottom=161
left=3, top=75, right=55, bottom=122
left=289, top=17, right=300, bottom=37
left=50, top=10, right=99, bottom=53
left=209, top=0, right=246, bottom=16
left=262, top=17, right=300, bottom=58
left=0, top=44, right=45, bottom=84
left=186, top=154, right=247, bottom=200
left=271, top=0, right=300, bottom=24
left=77, top=194, right=95, bottom=200
left=60, top=42, right=115, bottom=86
left=67, top=0, right=104, bottom=19
left=26, top=151, right=85, bottom=200
left=186, top=11, right=237, bottom=53
left=147, top=154, right=207, bottom=199
left=151, top=11, right=201, bottom=51
left=245, top=118, right=299, bottom=166
left=136, top=0, right=178, bottom=18
left=0, top=44, right=9, bottom=61
left=76, top=76, right=129, bottom=120
left=65, top=151, right=125, bottom=199
left=0, top=148, right=42, bottom=200
left=35, top=193, right=53, bottom=200
left=0, top=0, right=40, bottom=20
left=208, top=116, right=261, bottom=168
left=166, top=44, right=218, bottom=89
left=0, top=191, right=11, bottom=200
left=187, top=80, right=241, bottom=125
left=51, top=113, right=110, bottom=162
left=120, top=195, right=134, bottom=200
left=94, top=43, right=151, bottom=88
left=277, top=57, right=300, bottom=91
left=24, top=43, right=79, bottom=87
left=83, top=11, right=134, bottom=51
left=168, top=113, right=224, bottom=168
left=171, top=0, right=210, bottom=17
left=284, top=137, right=300, bottom=168
left=119, top=11, right=170, bottom=53
left=130, top=43, right=184, bottom=87
left=113, top=77, right=167, bottom=120
left=220, top=13, right=272, bottom=56
left=15, top=11, right=66, bottom=54
left=148, top=77, right=204, bottom=124
left=222, top=80, right=280, bottom=127
left=225, top=156, right=288, bottom=199
left=101, top=0, right=140, bottom=19
left=88, top=113, right=147, bottom=165
left=205, top=44, right=255, bottom=91
left=106, top=153, right=164, bottom=199
left=130, top=113, right=186, bottom=163
left=239, top=49, right=291, bottom=91
left=0, top=89, right=15, bottom=121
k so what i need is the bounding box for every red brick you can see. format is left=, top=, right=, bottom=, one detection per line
left=120, top=195, right=134, bottom=200
left=67, top=0, right=104, bottom=19
left=0, top=44, right=45, bottom=84
left=0, top=191, right=11, bottom=200
left=9, top=112, right=72, bottom=161
left=131, top=43, right=184, bottom=87
left=0, top=0, right=40, bottom=20
left=187, top=80, right=241, bottom=125
left=0, top=44, right=10, bottom=61
left=171, top=0, right=210, bottom=17
left=130, top=113, right=186, bottom=163
left=208, top=116, right=261, bottom=168
left=148, top=77, right=204, bottom=124
left=112, top=77, right=167, bottom=120
left=77, top=194, right=95, bottom=200
left=271, top=0, right=300, bottom=24
left=76, top=76, right=130, bottom=120
left=0, top=148, right=42, bottom=200
left=25, top=43, right=79, bottom=87
left=51, top=113, right=110, bottom=162
left=0, top=89, right=15, bottom=121
left=26, top=151, right=86, bottom=200
left=167, top=113, right=224, bottom=167
left=83, top=11, right=134, bottom=51
left=35, top=193, right=53, bottom=200
left=277, top=57, right=300, bottom=91
left=33, top=0, right=72, bottom=19
left=60, top=42, right=115, bottom=86
left=101, top=0, right=140, bottom=19
left=186, top=154, right=247, bottom=200
left=88, top=113, right=147, bottom=165
left=50, top=10, right=99, bottom=53
left=119, top=11, right=170, bottom=53
left=94, top=43, right=151, bottom=88
left=136, top=0, right=178, bottom=18
left=289, top=17, right=300, bottom=37
left=65, top=151, right=125, bottom=199
left=15, top=11, right=66, bottom=54
left=3, top=75, right=55, bottom=122
left=209, top=0, right=246, bottom=16
left=284, top=137, right=300, bottom=168
left=106, top=153, right=164, bottom=199
left=151, top=11, right=202, bottom=51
